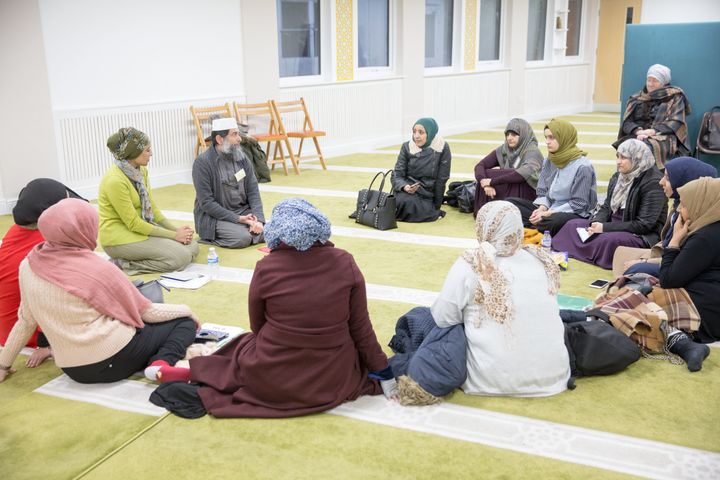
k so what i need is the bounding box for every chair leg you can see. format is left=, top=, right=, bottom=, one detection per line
left=284, top=138, right=300, bottom=175
left=275, top=141, right=289, bottom=176
left=297, top=138, right=305, bottom=161
left=313, top=137, right=327, bottom=169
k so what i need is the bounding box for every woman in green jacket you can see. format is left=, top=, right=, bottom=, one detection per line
left=99, top=128, right=198, bottom=274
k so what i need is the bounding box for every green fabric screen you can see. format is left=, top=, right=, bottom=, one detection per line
left=620, top=22, right=720, bottom=169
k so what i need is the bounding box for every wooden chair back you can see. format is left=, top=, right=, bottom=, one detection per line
left=271, top=97, right=327, bottom=169
left=189, top=103, right=233, bottom=157
left=233, top=101, right=299, bottom=175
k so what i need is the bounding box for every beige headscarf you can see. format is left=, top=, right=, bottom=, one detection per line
left=462, top=201, right=559, bottom=326
left=677, top=177, right=720, bottom=245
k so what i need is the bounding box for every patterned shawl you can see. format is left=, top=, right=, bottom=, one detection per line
left=462, top=201, right=559, bottom=326
left=619, top=86, right=691, bottom=166
left=610, top=139, right=656, bottom=213
left=495, top=118, right=544, bottom=187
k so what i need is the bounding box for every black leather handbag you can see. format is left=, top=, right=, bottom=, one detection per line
left=354, top=170, right=397, bottom=230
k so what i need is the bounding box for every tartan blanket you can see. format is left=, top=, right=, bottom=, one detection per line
left=592, top=274, right=700, bottom=352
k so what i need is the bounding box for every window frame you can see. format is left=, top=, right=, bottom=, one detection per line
left=277, top=0, right=331, bottom=87
left=424, top=0, right=459, bottom=74
left=475, top=0, right=505, bottom=69
left=563, top=0, right=585, bottom=60
left=526, top=0, right=552, bottom=66
left=354, top=0, right=396, bottom=79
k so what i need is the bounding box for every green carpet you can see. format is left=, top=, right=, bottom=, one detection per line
left=1, top=112, right=717, bottom=479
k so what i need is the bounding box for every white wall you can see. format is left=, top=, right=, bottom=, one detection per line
left=640, top=0, right=720, bottom=23
left=0, top=0, right=60, bottom=210
left=39, top=0, right=245, bottom=110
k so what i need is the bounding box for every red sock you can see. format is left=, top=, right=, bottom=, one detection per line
left=145, top=360, right=190, bottom=383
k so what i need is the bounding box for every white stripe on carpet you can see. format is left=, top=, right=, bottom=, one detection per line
left=328, top=395, right=720, bottom=480
left=35, top=374, right=165, bottom=416
left=160, top=210, right=476, bottom=249
left=258, top=182, right=611, bottom=199
left=33, top=371, right=718, bottom=479
left=444, top=139, right=613, bottom=149
left=178, top=263, right=440, bottom=306
left=484, top=128, right=617, bottom=136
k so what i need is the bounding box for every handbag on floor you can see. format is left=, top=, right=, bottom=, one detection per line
left=132, top=279, right=169, bottom=303
left=354, top=170, right=397, bottom=230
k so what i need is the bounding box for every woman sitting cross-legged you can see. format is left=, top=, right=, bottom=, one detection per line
left=152, top=199, right=393, bottom=418
left=473, top=118, right=543, bottom=215
left=0, top=179, right=85, bottom=368
left=99, top=127, right=198, bottom=274
left=659, top=177, right=720, bottom=368
left=507, top=119, right=597, bottom=236
left=431, top=201, right=570, bottom=397
left=552, top=139, right=667, bottom=270
left=0, top=199, right=197, bottom=384
left=613, top=63, right=691, bottom=168
left=615, top=156, right=718, bottom=277
left=391, top=118, right=452, bottom=222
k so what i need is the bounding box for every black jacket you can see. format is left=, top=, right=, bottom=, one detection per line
left=660, top=221, right=720, bottom=343
left=591, top=167, right=668, bottom=247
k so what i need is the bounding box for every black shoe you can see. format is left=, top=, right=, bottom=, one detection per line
left=668, top=333, right=710, bottom=372
left=438, top=210, right=447, bottom=219
left=348, top=211, right=358, bottom=219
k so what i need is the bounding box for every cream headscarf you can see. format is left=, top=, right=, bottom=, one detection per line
left=677, top=177, right=720, bottom=245
left=462, top=201, right=559, bottom=326
left=610, top=139, right=656, bottom=213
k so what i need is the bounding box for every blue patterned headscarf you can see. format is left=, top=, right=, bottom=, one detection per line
left=264, top=198, right=331, bottom=251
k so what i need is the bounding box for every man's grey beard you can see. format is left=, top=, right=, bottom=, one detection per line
left=219, top=141, right=241, bottom=156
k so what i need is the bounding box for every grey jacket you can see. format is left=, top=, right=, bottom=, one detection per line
left=192, top=146, right=265, bottom=241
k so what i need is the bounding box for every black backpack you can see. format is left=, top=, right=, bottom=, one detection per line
left=443, top=180, right=476, bottom=213
left=563, top=319, right=641, bottom=379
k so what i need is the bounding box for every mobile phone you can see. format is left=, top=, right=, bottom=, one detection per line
left=195, top=328, right=229, bottom=343
left=588, top=279, right=610, bottom=289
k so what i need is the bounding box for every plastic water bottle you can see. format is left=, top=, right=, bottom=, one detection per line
left=207, top=247, right=219, bottom=279
left=541, top=230, right=552, bottom=252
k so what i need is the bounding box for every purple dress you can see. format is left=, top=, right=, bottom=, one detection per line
left=551, top=211, right=646, bottom=270
left=473, top=150, right=537, bottom=215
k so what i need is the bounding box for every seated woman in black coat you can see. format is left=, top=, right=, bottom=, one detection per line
left=659, top=177, right=720, bottom=371
left=473, top=118, right=543, bottom=216
left=552, top=139, right=667, bottom=269
left=391, top=118, right=451, bottom=222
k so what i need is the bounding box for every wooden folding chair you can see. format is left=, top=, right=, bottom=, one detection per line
left=233, top=101, right=298, bottom=175
left=271, top=97, right=327, bottom=170
left=189, top=103, right=234, bottom=157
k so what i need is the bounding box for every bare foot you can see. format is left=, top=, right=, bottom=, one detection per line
left=26, top=347, right=52, bottom=368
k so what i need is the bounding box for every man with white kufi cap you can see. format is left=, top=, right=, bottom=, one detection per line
left=191, top=117, right=266, bottom=248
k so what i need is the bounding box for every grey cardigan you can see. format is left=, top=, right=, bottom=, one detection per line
left=192, top=146, right=265, bottom=241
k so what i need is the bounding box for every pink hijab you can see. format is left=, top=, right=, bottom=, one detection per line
left=27, top=198, right=151, bottom=328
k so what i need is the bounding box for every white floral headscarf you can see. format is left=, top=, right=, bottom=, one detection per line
left=462, top=201, right=559, bottom=326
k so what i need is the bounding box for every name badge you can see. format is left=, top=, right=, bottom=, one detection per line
left=234, top=169, right=246, bottom=182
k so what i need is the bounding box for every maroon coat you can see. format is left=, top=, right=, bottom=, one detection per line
left=190, top=242, right=388, bottom=418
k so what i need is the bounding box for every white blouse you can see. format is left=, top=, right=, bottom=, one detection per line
left=431, top=251, right=570, bottom=397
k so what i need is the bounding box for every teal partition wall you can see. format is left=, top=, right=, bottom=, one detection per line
left=620, top=22, right=720, bottom=169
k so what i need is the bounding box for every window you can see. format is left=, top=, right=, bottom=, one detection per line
left=478, top=0, right=501, bottom=62
left=566, top=0, right=582, bottom=56
left=425, top=0, right=453, bottom=68
left=358, top=0, right=389, bottom=68
left=526, top=0, right=547, bottom=61
left=277, top=0, right=320, bottom=77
